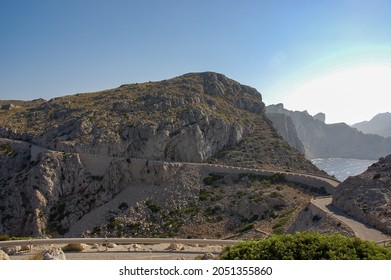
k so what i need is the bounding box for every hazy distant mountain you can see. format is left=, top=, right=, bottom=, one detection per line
left=352, top=112, right=391, bottom=138
left=266, top=104, right=391, bottom=160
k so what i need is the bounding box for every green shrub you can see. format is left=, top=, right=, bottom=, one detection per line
left=203, top=174, right=224, bottom=185
left=0, top=234, right=10, bottom=241
left=238, top=223, right=255, bottom=233
left=220, top=232, right=391, bottom=260
left=0, top=143, right=13, bottom=154
left=199, top=189, right=211, bottom=201
left=146, top=200, right=161, bottom=213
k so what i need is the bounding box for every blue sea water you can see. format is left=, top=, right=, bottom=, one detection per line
left=311, top=158, right=377, bottom=182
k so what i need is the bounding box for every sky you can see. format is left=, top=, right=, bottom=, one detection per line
left=1, top=0, right=391, bottom=125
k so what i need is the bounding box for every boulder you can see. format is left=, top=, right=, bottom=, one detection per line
left=0, top=250, right=10, bottom=260
left=41, top=246, right=66, bottom=260
left=166, top=243, right=184, bottom=251
left=1, top=246, right=21, bottom=255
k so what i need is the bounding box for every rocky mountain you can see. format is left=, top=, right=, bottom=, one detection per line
left=265, top=104, right=391, bottom=160
left=332, top=155, right=391, bottom=234
left=352, top=112, right=391, bottom=138
left=0, top=72, right=333, bottom=238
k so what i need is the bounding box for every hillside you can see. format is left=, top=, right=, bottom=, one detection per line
left=333, top=155, right=391, bottom=235
left=352, top=112, right=391, bottom=138
left=266, top=104, right=391, bottom=160
left=0, top=72, right=334, bottom=238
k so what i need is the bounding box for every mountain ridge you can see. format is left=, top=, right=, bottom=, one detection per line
left=265, top=103, right=391, bottom=160
left=1, top=72, right=333, bottom=238
left=352, top=112, right=391, bottom=138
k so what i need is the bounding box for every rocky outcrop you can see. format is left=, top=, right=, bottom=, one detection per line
left=39, top=246, right=66, bottom=260
left=0, top=72, right=324, bottom=238
left=265, top=112, right=305, bottom=154
left=0, top=250, right=10, bottom=260
left=332, top=155, right=391, bottom=234
left=0, top=138, right=132, bottom=236
left=352, top=112, right=391, bottom=138
left=287, top=203, right=355, bottom=237
left=266, top=104, right=391, bottom=159
left=313, top=113, right=326, bottom=123
left=0, top=103, right=20, bottom=110
left=0, top=72, right=264, bottom=163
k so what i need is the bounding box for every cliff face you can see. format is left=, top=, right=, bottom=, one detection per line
left=0, top=72, right=323, bottom=237
left=0, top=72, right=264, bottom=163
left=0, top=139, right=132, bottom=236
left=266, top=104, right=391, bottom=159
left=332, top=155, right=391, bottom=234
left=265, top=112, right=305, bottom=154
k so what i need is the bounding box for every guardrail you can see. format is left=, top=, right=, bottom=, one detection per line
left=0, top=237, right=239, bottom=248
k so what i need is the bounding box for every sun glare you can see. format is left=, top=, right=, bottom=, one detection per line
left=281, top=64, right=391, bottom=125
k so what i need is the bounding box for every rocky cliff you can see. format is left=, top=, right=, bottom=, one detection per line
left=332, top=155, right=391, bottom=234
left=0, top=72, right=326, bottom=238
left=266, top=104, right=391, bottom=159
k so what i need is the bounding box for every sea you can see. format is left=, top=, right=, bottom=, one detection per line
left=311, top=158, right=377, bottom=182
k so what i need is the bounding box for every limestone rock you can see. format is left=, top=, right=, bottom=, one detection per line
left=0, top=72, right=324, bottom=238
left=1, top=246, right=21, bottom=255
left=313, top=113, right=326, bottom=123
left=333, top=155, right=391, bottom=234
left=199, top=252, right=219, bottom=260
left=0, top=250, right=10, bottom=260
left=106, top=243, right=117, bottom=248
left=0, top=103, right=20, bottom=110
left=166, top=243, right=184, bottom=251
left=40, top=246, right=66, bottom=260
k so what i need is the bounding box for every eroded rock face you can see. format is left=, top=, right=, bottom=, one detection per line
left=0, top=139, right=131, bottom=236
left=0, top=72, right=263, bottom=163
left=0, top=72, right=320, bottom=238
left=332, top=155, right=391, bottom=234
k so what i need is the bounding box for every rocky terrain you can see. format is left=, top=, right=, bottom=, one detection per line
left=266, top=103, right=391, bottom=159
left=0, top=72, right=339, bottom=239
left=333, top=155, right=391, bottom=234
left=352, top=112, right=391, bottom=138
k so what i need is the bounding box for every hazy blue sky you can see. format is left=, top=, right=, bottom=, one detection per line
left=1, top=0, right=391, bottom=124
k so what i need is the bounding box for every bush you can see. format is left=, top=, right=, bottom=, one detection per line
left=0, top=234, right=10, bottom=241
left=238, top=223, right=255, bottom=233
left=203, top=174, right=224, bottom=186
left=146, top=200, right=161, bottom=213
left=220, top=232, right=391, bottom=260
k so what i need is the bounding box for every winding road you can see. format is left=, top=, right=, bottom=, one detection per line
left=1, top=137, right=390, bottom=244
left=311, top=197, right=390, bottom=242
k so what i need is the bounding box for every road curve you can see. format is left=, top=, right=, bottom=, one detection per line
left=311, top=197, right=390, bottom=242
left=0, top=137, right=340, bottom=192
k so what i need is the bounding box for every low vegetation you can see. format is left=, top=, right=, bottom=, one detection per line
left=220, top=232, right=391, bottom=260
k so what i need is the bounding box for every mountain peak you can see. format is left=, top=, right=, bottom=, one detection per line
left=352, top=112, right=391, bottom=138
